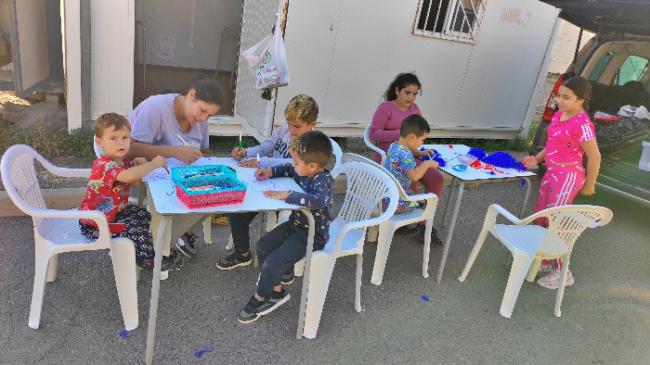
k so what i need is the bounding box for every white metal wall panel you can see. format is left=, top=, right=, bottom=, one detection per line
left=277, top=0, right=558, bottom=136
left=234, top=0, right=282, bottom=139
left=452, top=0, right=559, bottom=129
left=63, top=0, right=82, bottom=131
left=90, top=0, right=135, bottom=119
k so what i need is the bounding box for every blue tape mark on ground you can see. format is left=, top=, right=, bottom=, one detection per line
left=194, top=346, right=214, bottom=359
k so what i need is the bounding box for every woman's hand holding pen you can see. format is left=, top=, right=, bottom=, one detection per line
left=175, top=146, right=202, bottom=164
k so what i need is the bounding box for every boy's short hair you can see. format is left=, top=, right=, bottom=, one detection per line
left=289, top=130, right=332, bottom=167
left=285, top=94, right=319, bottom=124
left=400, top=114, right=430, bottom=137
left=95, top=113, right=131, bottom=138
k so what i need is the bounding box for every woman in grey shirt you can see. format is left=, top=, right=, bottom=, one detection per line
left=128, top=75, right=223, bottom=164
left=127, top=75, right=223, bottom=257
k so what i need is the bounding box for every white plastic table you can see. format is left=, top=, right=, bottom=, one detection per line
left=422, top=144, right=536, bottom=284
left=143, top=157, right=315, bottom=364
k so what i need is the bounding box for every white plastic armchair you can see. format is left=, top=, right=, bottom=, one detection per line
left=1, top=145, right=139, bottom=330
left=342, top=153, right=439, bottom=285
left=299, top=161, right=398, bottom=339
left=458, top=204, right=613, bottom=318
left=363, top=125, right=386, bottom=166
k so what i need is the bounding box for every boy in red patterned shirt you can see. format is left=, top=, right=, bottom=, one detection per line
left=79, top=113, right=177, bottom=271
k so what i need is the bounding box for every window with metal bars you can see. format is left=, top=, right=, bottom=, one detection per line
left=414, top=0, right=484, bottom=42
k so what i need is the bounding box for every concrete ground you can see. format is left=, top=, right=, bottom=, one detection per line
left=0, top=180, right=648, bottom=365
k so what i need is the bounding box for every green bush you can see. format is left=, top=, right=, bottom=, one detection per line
left=0, top=124, right=94, bottom=159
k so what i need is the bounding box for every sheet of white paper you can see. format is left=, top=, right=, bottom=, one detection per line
left=143, top=167, right=172, bottom=183
left=248, top=179, right=287, bottom=192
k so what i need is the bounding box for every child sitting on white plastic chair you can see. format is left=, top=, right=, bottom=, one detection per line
left=383, top=115, right=441, bottom=243
left=237, top=131, right=334, bottom=324
left=217, top=95, right=319, bottom=271
left=79, top=113, right=178, bottom=271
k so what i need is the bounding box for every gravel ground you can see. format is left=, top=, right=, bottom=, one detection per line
left=0, top=180, right=648, bottom=364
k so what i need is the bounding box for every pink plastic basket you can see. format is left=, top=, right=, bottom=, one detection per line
left=176, top=185, right=246, bottom=208
left=171, top=165, right=247, bottom=208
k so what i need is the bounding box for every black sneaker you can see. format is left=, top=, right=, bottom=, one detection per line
left=139, top=251, right=180, bottom=272
left=176, top=233, right=197, bottom=258
left=257, top=288, right=291, bottom=316
left=280, top=271, right=295, bottom=285
left=216, top=251, right=253, bottom=271
left=237, top=296, right=266, bottom=324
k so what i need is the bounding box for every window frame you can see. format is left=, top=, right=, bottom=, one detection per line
left=412, top=0, right=486, bottom=43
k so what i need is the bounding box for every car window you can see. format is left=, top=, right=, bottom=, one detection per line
left=588, top=51, right=614, bottom=82
left=614, top=55, right=649, bottom=86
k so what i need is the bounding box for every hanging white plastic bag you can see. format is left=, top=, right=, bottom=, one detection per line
left=242, top=34, right=272, bottom=68
left=242, top=19, right=289, bottom=90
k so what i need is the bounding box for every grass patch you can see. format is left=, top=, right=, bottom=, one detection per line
left=0, top=122, right=95, bottom=159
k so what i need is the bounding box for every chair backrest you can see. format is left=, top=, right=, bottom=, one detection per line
left=1, top=145, right=49, bottom=225
left=329, top=138, right=343, bottom=171
left=541, top=205, right=614, bottom=251
left=93, top=138, right=104, bottom=158
left=363, top=125, right=386, bottom=166
left=342, top=152, right=412, bottom=201
left=332, top=161, right=398, bottom=228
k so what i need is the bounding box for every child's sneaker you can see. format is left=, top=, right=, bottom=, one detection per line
left=216, top=252, right=253, bottom=271
left=280, top=271, right=295, bottom=285
left=257, top=288, right=291, bottom=316
left=537, top=269, right=574, bottom=290
left=538, top=260, right=555, bottom=276
left=176, top=233, right=197, bottom=258
left=237, top=296, right=266, bottom=324
left=139, top=251, right=179, bottom=272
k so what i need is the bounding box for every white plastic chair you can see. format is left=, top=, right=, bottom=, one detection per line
left=1, top=145, right=139, bottom=330
left=342, top=153, right=439, bottom=285
left=363, top=125, right=386, bottom=166
left=458, top=204, right=613, bottom=318
left=299, top=161, right=399, bottom=338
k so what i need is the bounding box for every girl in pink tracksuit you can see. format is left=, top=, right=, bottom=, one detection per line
left=523, top=76, right=602, bottom=290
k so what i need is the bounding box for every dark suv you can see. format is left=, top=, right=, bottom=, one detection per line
left=534, top=1, right=650, bottom=206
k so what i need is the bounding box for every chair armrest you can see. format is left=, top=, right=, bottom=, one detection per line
left=46, top=165, right=91, bottom=178
left=403, top=192, right=436, bottom=203
left=35, top=153, right=90, bottom=178
left=485, top=204, right=524, bottom=226
left=366, top=142, right=386, bottom=157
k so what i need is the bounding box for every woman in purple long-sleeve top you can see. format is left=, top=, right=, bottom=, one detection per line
left=368, top=73, right=444, bottom=242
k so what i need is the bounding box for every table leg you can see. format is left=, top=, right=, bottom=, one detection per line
left=520, top=177, right=532, bottom=217
left=296, top=209, right=315, bottom=339
left=442, top=177, right=457, bottom=227
left=437, top=182, right=464, bottom=285
left=145, top=215, right=171, bottom=365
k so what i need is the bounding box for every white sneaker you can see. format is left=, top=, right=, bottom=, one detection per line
left=537, top=269, right=574, bottom=290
